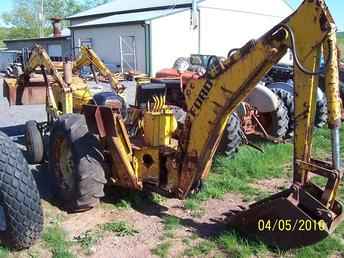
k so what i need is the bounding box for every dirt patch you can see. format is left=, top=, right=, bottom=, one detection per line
left=53, top=193, right=246, bottom=258
left=249, top=178, right=290, bottom=194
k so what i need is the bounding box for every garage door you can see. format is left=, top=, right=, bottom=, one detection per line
left=48, top=44, right=62, bottom=61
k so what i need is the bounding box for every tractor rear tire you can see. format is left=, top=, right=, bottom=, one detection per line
left=49, top=114, right=107, bottom=212
left=271, top=88, right=294, bottom=137
left=315, top=98, right=328, bottom=128
left=0, top=132, right=43, bottom=249
left=24, top=121, right=44, bottom=164
left=217, top=113, right=243, bottom=158
left=269, top=101, right=289, bottom=138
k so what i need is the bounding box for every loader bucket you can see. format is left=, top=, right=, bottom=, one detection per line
left=229, top=184, right=344, bottom=249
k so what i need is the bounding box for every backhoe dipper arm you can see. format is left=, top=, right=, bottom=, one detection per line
left=178, top=0, right=342, bottom=205
left=23, top=45, right=73, bottom=115
left=24, top=46, right=68, bottom=91
left=73, top=46, right=124, bottom=93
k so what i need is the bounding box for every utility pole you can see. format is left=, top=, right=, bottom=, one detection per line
left=39, top=0, right=44, bottom=37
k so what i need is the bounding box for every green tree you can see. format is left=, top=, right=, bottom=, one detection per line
left=84, top=0, right=112, bottom=8
left=1, top=0, right=111, bottom=40
left=0, top=27, right=8, bottom=47
left=2, top=0, right=41, bottom=39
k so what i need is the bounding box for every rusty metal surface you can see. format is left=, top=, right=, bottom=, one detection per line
left=3, top=78, right=46, bottom=105
left=229, top=185, right=344, bottom=249
left=83, top=104, right=142, bottom=190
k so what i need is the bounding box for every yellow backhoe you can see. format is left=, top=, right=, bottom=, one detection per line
left=11, top=46, right=125, bottom=164
left=72, top=46, right=125, bottom=94
left=27, top=0, right=344, bottom=249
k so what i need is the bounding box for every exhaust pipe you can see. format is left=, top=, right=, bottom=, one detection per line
left=51, top=17, right=62, bottom=37
left=63, top=61, right=73, bottom=85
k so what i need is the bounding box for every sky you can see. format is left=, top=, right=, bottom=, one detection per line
left=0, top=1, right=12, bottom=26
left=0, top=0, right=343, bottom=31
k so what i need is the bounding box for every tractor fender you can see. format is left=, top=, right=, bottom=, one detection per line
left=245, top=83, right=280, bottom=113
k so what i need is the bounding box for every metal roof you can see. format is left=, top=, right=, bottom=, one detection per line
left=48, top=28, right=71, bottom=37
left=4, top=35, right=70, bottom=43
left=70, top=8, right=187, bottom=28
left=67, top=0, right=200, bottom=19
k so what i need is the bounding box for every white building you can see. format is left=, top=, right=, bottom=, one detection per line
left=68, top=0, right=293, bottom=75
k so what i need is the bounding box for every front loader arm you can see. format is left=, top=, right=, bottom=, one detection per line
left=73, top=47, right=123, bottom=93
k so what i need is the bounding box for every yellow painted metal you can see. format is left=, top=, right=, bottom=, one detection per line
left=181, top=41, right=286, bottom=190
left=324, top=29, right=342, bottom=128
left=287, top=0, right=338, bottom=184
left=3, top=78, right=17, bottom=88
left=175, top=0, right=341, bottom=197
left=143, top=97, right=177, bottom=147
left=133, top=147, right=160, bottom=184
left=80, top=1, right=343, bottom=245
left=92, top=0, right=342, bottom=200
left=73, top=46, right=123, bottom=93
left=19, top=45, right=74, bottom=116
left=69, top=77, right=93, bottom=112
left=106, top=113, right=142, bottom=189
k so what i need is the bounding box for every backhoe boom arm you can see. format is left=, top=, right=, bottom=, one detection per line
left=73, top=47, right=123, bottom=93
left=178, top=0, right=341, bottom=199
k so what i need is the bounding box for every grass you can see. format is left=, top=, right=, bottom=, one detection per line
left=162, top=215, right=181, bottom=231
left=184, top=142, right=292, bottom=214
left=104, top=189, right=166, bottom=210
left=42, top=225, right=75, bottom=258
left=100, top=221, right=138, bottom=237
left=74, top=229, right=104, bottom=255
left=151, top=242, right=172, bottom=258
left=74, top=221, right=138, bottom=254
left=160, top=215, right=182, bottom=239
left=0, top=247, right=9, bottom=258
left=216, top=232, right=269, bottom=258
left=181, top=126, right=344, bottom=258
left=183, top=240, right=217, bottom=257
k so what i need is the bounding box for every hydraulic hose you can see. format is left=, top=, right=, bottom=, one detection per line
left=280, top=24, right=333, bottom=76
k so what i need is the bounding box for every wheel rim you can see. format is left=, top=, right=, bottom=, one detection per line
left=0, top=206, right=7, bottom=231
left=58, top=139, right=75, bottom=192
left=25, top=129, right=33, bottom=154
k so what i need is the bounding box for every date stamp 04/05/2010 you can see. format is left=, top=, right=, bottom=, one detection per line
left=257, top=219, right=327, bottom=232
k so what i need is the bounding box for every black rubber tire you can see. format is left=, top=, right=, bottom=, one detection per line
left=0, top=132, right=43, bottom=249
left=217, top=113, right=243, bottom=158
left=271, top=88, right=294, bottom=137
left=24, top=121, right=44, bottom=164
left=315, top=97, right=328, bottom=128
left=49, top=114, right=107, bottom=212
left=269, top=101, right=289, bottom=138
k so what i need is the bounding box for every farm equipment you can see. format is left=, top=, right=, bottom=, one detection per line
left=153, top=54, right=289, bottom=142
left=4, top=45, right=124, bottom=164
left=0, top=132, right=43, bottom=249
left=46, top=0, right=343, bottom=249
left=72, top=46, right=125, bottom=94
left=265, top=63, right=329, bottom=131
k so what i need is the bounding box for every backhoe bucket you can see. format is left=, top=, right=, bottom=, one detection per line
left=230, top=184, right=344, bottom=249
